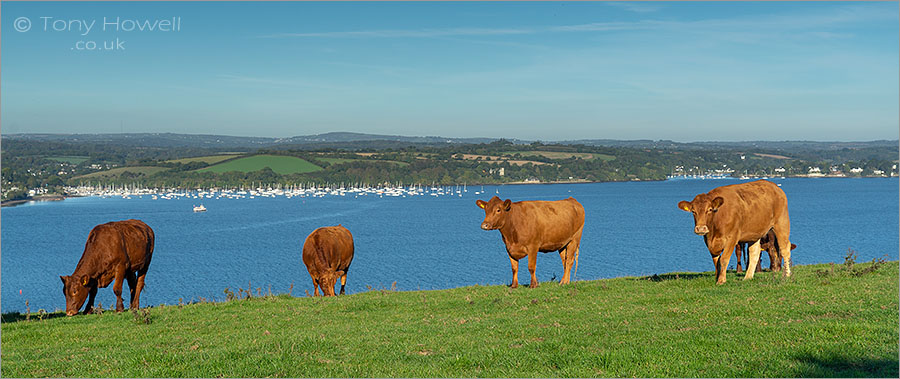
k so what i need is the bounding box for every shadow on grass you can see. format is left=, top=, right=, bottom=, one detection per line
left=1, top=311, right=68, bottom=323
left=793, top=353, right=899, bottom=377
left=629, top=273, right=708, bottom=282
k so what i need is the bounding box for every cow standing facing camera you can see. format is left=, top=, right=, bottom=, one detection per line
left=678, top=179, right=792, bottom=285
left=476, top=196, right=585, bottom=288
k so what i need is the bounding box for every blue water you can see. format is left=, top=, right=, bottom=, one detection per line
left=2, top=178, right=897, bottom=312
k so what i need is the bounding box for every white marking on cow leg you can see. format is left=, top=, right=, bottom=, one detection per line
left=744, top=240, right=761, bottom=280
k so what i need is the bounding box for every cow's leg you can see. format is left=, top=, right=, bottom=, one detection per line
left=527, top=251, right=539, bottom=288
left=339, top=272, right=348, bottom=295
left=132, top=269, right=148, bottom=309
left=558, top=247, right=572, bottom=284
left=734, top=244, right=743, bottom=273
left=311, top=277, right=320, bottom=297
left=83, top=285, right=98, bottom=314
left=711, top=253, right=721, bottom=282
left=113, top=266, right=127, bottom=312
left=126, top=271, right=138, bottom=309
left=715, top=241, right=736, bottom=285
left=743, top=240, right=762, bottom=280
left=509, top=256, right=520, bottom=289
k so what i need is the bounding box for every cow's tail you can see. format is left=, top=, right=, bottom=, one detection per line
left=573, top=247, right=580, bottom=281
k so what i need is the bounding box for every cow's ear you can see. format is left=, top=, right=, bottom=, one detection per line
left=502, top=199, right=512, bottom=211
left=60, top=275, right=67, bottom=285
left=711, top=197, right=724, bottom=211
left=335, top=270, right=345, bottom=278
left=476, top=200, right=487, bottom=209
left=80, top=275, right=90, bottom=287
left=678, top=201, right=692, bottom=212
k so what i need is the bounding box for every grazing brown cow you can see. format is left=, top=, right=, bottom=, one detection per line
left=302, top=225, right=354, bottom=297
left=476, top=196, right=585, bottom=288
left=678, top=180, right=792, bottom=284
left=736, top=230, right=796, bottom=273
left=60, top=219, right=155, bottom=316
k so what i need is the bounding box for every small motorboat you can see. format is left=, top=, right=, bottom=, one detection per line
left=193, top=204, right=207, bottom=212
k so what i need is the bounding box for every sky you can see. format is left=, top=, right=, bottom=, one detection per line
left=1, top=1, right=898, bottom=141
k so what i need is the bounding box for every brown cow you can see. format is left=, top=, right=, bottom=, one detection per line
left=476, top=196, right=585, bottom=288
left=736, top=230, right=796, bottom=273
left=678, top=180, right=792, bottom=284
left=60, top=219, right=154, bottom=316
left=302, top=225, right=354, bottom=297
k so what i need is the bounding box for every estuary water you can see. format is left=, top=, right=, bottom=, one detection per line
left=2, top=178, right=897, bottom=312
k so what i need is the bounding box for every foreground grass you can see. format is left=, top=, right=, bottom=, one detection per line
left=2, top=262, right=897, bottom=377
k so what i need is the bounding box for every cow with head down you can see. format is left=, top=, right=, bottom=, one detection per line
left=678, top=179, right=792, bottom=284
left=302, top=225, right=354, bottom=297
left=60, top=219, right=155, bottom=316
left=476, top=196, right=585, bottom=288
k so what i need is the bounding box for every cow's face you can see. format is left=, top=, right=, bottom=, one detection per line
left=476, top=196, right=512, bottom=230
left=60, top=275, right=89, bottom=316
left=678, top=194, right=724, bottom=236
left=319, top=271, right=344, bottom=297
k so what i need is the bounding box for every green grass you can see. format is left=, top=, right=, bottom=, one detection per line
left=45, top=156, right=90, bottom=164
left=74, top=166, right=169, bottom=179
left=197, top=155, right=322, bottom=175
left=502, top=151, right=616, bottom=161
left=2, top=261, right=897, bottom=377
left=165, top=154, right=243, bottom=165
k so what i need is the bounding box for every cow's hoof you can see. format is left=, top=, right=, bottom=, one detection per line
left=529, top=283, right=539, bottom=289
left=509, top=283, right=518, bottom=289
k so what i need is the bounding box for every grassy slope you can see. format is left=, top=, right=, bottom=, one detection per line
left=165, top=154, right=243, bottom=165
left=45, top=156, right=90, bottom=164
left=197, top=155, right=322, bottom=175
left=2, top=262, right=897, bottom=378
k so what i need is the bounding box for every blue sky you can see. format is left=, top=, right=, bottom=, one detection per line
left=2, top=1, right=897, bottom=141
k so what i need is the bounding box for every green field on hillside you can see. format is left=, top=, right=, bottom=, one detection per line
left=165, top=154, right=243, bottom=165
left=2, top=261, right=896, bottom=378
left=502, top=151, right=616, bottom=161
left=75, top=166, right=169, bottom=179
left=45, top=156, right=90, bottom=164
left=197, top=155, right=322, bottom=175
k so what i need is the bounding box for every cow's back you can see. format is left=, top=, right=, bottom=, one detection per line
left=302, top=226, right=354, bottom=274
left=74, top=219, right=153, bottom=276
left=506, top=197, right=585, bottom=251
left=709, top=180, right=788, bottom=242
left=116, top=219, right=154, bottom=272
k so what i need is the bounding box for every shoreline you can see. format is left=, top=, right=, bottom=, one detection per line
left=0, top=194, right=78, bottom=208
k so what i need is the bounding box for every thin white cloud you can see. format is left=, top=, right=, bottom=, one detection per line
left=262, top=27, right=531, bottom=39
left=259, top=4, right=895, bottom=40
left=604, top=2, right=662, bottom=13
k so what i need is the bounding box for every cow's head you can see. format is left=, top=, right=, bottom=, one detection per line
left=678, top=194, right=724, bottom=236
left=318, top=270, right=345, bottom=297
left=60, top=275, right=90, bottom=316
left=475, top=196, right=512, bottom=230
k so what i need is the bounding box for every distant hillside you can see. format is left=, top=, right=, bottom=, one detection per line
left=4, top=132, right=896, bottom=152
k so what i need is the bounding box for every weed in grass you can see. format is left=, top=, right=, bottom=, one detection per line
left=131, top=308, right=151, bottom=325
left=224, top=287, right=236, bottom=301
left=844, top=248, right=858, bottom=271
left=24, top=300, right=30, bottom=321
left=288, top=282, right=294, bottom=297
